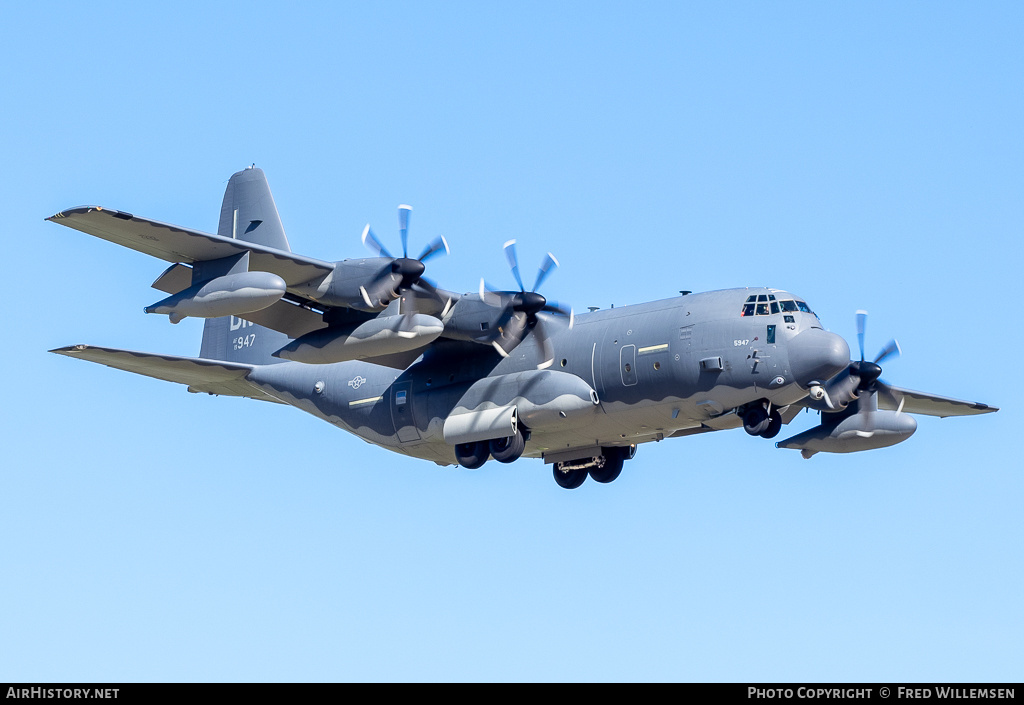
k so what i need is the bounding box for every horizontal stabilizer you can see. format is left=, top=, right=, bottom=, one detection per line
left=877, top=385, right=998, bottom=418
left=50, top=345, right=283, bottom=404
left=48, top=207, right=333, bottom=287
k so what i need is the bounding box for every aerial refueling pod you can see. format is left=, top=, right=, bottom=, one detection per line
left=144, top=271, right=287, bottom=324
left=273, top=313, right=444, bottom=364
left=776, top=409, right=917, bottom=458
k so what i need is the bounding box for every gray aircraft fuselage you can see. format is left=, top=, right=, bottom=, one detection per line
left=51, top=167, right=994, bottom=484
left=243, top=287, right=848, bottom=466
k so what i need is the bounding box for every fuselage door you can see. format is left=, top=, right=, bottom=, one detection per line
left=391, top=380, right=420, bottom=442
left=620, top=344, right=638, bottom=386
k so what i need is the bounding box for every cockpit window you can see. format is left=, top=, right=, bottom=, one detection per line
left=740, top=295, right=817, bottom=318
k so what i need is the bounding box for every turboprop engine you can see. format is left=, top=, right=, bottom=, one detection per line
left=290, top=205, right=449, bottom=312
left=144, top=271, right=287, bottom=324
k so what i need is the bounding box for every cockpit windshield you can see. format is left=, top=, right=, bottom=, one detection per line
left=740, top=293, right=816, bottom=318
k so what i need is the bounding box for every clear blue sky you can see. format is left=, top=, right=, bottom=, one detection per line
left=2, top=1, right=1020, bottom=682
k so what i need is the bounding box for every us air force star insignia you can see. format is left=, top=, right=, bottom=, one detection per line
left=348, top=376, right=367, bottom=390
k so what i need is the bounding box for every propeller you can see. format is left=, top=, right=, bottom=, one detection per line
left=358, top=205, right=449, bottom=309
left=816, top=310, right=904, bottom=415
left=851, top=309, right=901, bottom=392
left=823, top=310, right=905, bottom=431
left=480, top=239, right=574, bottom=369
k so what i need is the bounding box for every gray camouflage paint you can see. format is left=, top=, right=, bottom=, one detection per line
left=49, top=167, right=999, bottom=474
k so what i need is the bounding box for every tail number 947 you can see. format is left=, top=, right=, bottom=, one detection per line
left=733, top=339, right=750, bottom=346
left=233, top=333, right=257, bottom=350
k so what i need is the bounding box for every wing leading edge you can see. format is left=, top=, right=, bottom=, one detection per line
left=48, top=207, right=334, bottom=287
left=50, top=344, right=283, bottom=404
left=877, top=385, right=998, bottom=418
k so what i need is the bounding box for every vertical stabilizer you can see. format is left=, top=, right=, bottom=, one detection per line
left=200, top=167, right=292, bottom=364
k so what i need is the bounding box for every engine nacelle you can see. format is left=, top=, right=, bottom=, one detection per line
left=290, top=258, right=406, bottom=311
left=145, top=271, right=287, bottom=323
left=273, top=313, right=444, bottom=364
left=776, top=409, right=917, bottom=458
left=438, top=294, right=512, bottom=343
left=804, top=367, right=861, bottom=412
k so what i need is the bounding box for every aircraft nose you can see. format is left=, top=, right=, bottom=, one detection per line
left=788, top=328, right=851, bottom=386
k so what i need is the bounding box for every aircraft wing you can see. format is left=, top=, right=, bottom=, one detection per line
left=878, top=384, right=998, bottom=418
left=48, top=206, right=333, bottom=287
left=51, top=344, right=284, bottom=404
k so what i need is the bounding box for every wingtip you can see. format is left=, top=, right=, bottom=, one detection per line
left=50, top=344, right=90, bottom=355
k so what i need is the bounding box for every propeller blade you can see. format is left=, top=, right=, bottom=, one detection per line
left=875, top=338, right=902, bottom=365
left=414, top=275, right=439, bottom=297
left=417, top=235, right=450, bottom=262
left=533, top=318, right=556, bottom=369
left=398, top=205, right=412, bottom=257
left=361, top=224, right=393, bottom=259
left=535, top=308, right=573, bottom=343
left=876, top=380, right=905, bottom=414
left=542, top=299, right=573, bottom=318
left=397, top=292, right=419, bottom=338
left=855, top=310, right=868, bottom=362
left=491, top=311, right=529, bottom=357
left=479, top=278, right=507, bottom=308
left=503, top=239, right=525, bottom=292
left=532, top=252, right=560, bottom=292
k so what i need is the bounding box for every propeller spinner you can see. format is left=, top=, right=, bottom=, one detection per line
left=358, top=205, right=449, bottom=309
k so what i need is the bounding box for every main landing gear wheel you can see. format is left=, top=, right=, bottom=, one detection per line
left=760, top=409, right=783, bottom=439
left=490, top=429, right=526, bottom=463
left=589, top=447, right=625, bottom=484
left=553, top=464, right=588, bottom=490
left=455, top=441, right=489, bottom=469
left=743, top=407, right=771, bottom=436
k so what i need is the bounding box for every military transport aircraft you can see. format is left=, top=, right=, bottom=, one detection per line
left=49, top=167, right=998, bottom=489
